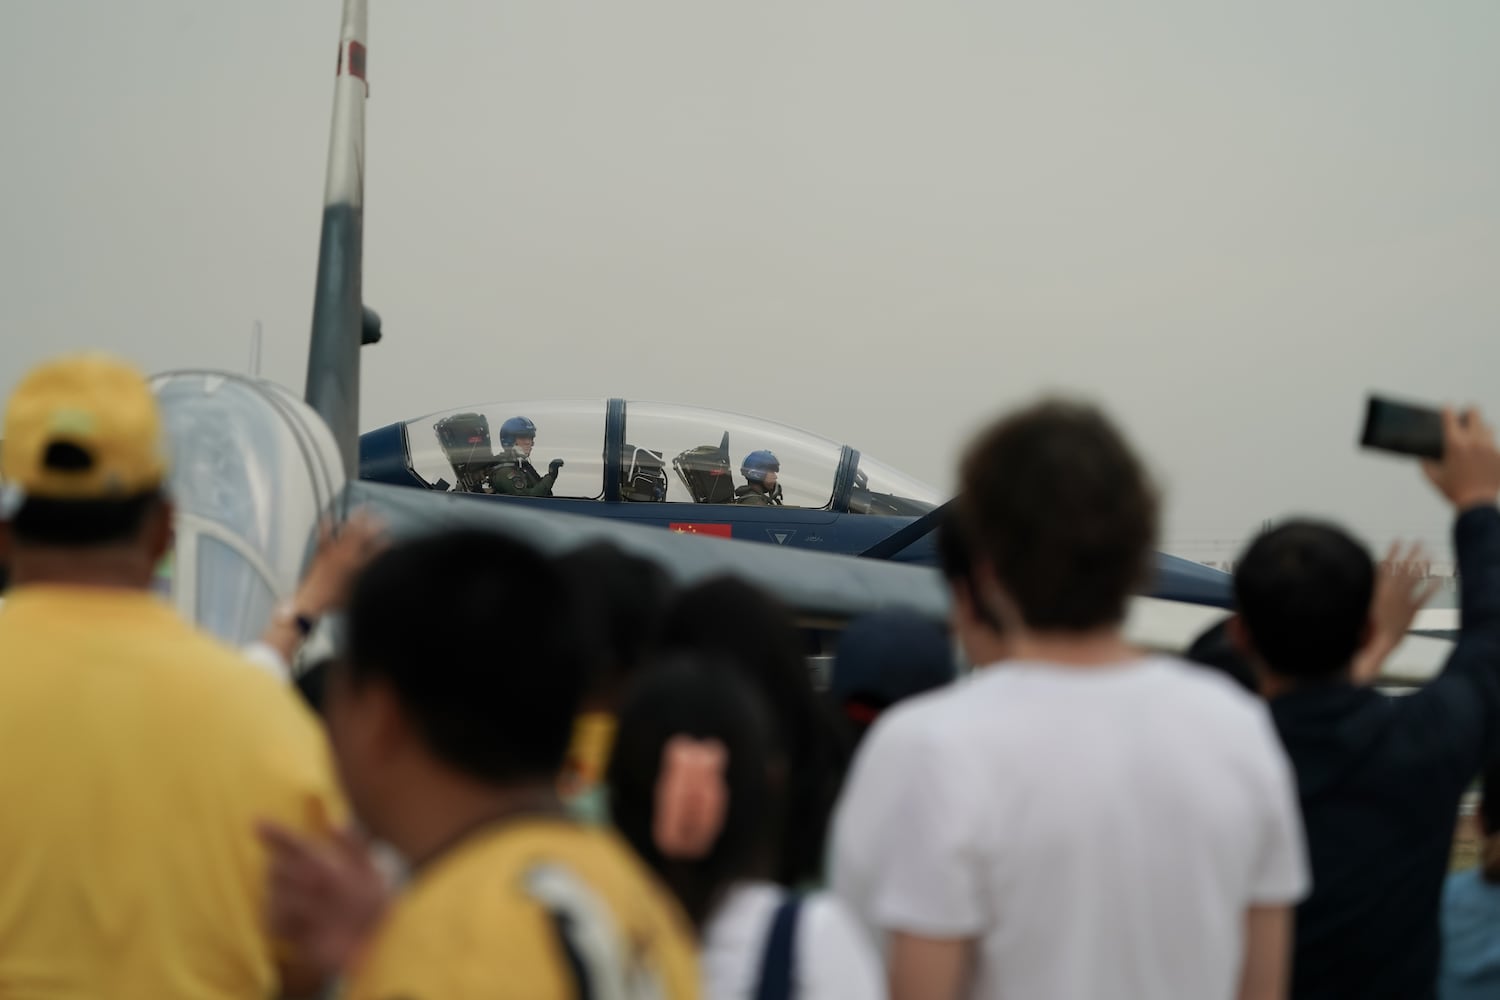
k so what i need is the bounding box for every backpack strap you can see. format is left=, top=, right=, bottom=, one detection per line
left=752, top=894, right=804, bottom=1000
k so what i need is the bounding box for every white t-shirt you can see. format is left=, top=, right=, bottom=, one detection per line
left=830, top=655, right=1308, bottom=1000
left=701, top=882, right=887, bottom=1000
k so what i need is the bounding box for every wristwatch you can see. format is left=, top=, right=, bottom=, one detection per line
left=275, top=602, right=318, bottom=639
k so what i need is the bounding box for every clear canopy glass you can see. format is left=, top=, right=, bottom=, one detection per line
left=850, top=452, right=943, bottom=515
left=396, top=397, right=942, bottom=515
left=405, top=399, right=607, bottom=499
left=622, top=401, right=844, bottom=509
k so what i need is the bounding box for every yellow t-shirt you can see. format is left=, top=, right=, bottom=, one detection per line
left=0, top=585, right=345, bottom=999
left=342, top=818, right=700, bottom=1000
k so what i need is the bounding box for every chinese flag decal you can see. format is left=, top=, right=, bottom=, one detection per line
left=669, top=523, right=733, bottom=538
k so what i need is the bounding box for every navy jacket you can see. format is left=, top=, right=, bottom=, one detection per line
left=1271, top=506, right=1500, bottom=999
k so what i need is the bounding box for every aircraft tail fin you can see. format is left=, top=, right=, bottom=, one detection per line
left=304, top=0, right=370, bottom=479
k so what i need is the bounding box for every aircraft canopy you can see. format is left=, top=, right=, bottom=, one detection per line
left=383, top=398, right=943, bottom=515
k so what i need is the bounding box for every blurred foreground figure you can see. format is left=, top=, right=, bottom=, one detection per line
left=262, top=529, right=698, bottom=999
left=1440, top=758, right=1500, bottom=1000
left=832, top=399, right=1306, bottom=1000
left=555, top=542, right=678, bottom=822
left=659, top=577, right=852, bottom=889
left=1232, top=407, right=1500, bottom=999
left=610, top=660, right=885, bottom=999
left=934, top=503, right=1008, bottom=671
left=0, top=354, right=343, bottom=999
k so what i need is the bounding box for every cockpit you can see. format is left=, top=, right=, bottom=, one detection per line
left=359, top=398, right=942, bottom=516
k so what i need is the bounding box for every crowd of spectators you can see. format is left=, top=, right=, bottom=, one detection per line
left=4, top=351, right=1500, bottom=999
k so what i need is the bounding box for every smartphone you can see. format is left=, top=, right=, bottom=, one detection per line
left=1360, top=395, right=1444, bottom=460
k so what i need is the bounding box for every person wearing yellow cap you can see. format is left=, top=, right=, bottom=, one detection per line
left=0, top=353, right=345, bottom=999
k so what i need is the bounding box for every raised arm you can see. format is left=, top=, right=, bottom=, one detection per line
left=1408, top=408, right=1500, bottom=773
left=1423, top=407, right=1500, bottom=651
left=1350, top=541, right=1442, bottom=684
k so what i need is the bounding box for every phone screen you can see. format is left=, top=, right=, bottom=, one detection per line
left=1360, top=396, right=1444, bottom=460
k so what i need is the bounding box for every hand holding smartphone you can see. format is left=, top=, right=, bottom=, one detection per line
left=1362, top=394, right=1500, bottom=510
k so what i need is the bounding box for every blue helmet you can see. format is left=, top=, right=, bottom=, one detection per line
left=741, top=449, right=780, bottom=484
left=499, top=416, right=537, bottom=448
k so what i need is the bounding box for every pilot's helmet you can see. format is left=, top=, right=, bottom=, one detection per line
left=499, top=416, right=537, bottom=449
left=741, top=449, right=780, bottom=484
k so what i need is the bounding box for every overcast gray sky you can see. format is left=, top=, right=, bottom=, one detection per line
left=2, top=1, right=1497, bottom=560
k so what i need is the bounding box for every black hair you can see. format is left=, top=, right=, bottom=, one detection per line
left=295, top=657, right=334, bottom=716
left=607, top=658, right=778, bottom=928
left=657, top=576, right=851, bottom=887
left=344, top=528, right=585, bottom=783
left=959, top=400, right=1158, bottom=631
left=1233, top=521, right=1374, bottom=680
left=555, top=542, right=677, bottom=706
left=11, top=491, right=163, bottom=547
left=1184, top=620, right=1258, bottom=694
left=936, top=502, right=1003, bottom=632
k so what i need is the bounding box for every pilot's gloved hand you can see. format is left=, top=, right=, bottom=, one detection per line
left=549, top=458, right=565, bottom=474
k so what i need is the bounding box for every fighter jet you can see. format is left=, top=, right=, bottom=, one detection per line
left=150, top=0, right=1250, bottom=670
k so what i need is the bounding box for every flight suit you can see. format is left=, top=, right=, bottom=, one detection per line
left=491, top=452, right=559, bottom=497
left=734, top=484, right=782, bottom=506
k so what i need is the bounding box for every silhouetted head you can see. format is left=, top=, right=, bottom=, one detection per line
left=959, top=399, right=1158, bottom=632
left=1232, top=521, right=1374, bottom=682
left=328, top=529, right=585, bottom=839
left=1184, top=619, right=1258, bottom=694
left=936, top=502, right=1007, bottom=659
left=658, top=576, right=850, bottom=886
left=608, top=658, right=778, bottom=928
left=556, top=541, right=677, bottom=708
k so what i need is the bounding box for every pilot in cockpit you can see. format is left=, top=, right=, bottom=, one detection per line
left=734, top=449, right=784, bottom=506
left=491, top=416, right=565, bottom=497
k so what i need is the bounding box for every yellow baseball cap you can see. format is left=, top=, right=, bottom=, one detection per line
left=1, top=354, right=168, bottom=508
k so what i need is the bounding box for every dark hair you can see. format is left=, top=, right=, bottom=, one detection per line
left=344, top=529, right=585, bottom=783
left=1184, top=620, right=1258, bottom=694
left=936, top=502, right=1003, bottom=632
left=658, top=576, right=851, bottom=887
left=294, top=657, right=334, bottom=716
left=1233, top=521, right=1374, bottom=680
left=607, top=658, right=778, bottom=928
left=11, top=492, right=163, bottom=547
left=959, top=400, right=1158, bottom=630
left=556, top=542, right=677, bottom=706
